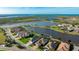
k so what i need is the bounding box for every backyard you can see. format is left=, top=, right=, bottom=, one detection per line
left=19, top=37, right=32, bottom=44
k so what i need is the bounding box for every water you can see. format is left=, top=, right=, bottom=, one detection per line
left=1, top=14, right=79, bottom=17
left=1, top=14, right=79, bottom=20
left=27, top=22, right=57, bottom=26
left=27, top=27, right=79, bottom=45
left=0, top=21, right=58, bottom=28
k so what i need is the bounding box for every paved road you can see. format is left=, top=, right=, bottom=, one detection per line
left=0, top=45, right=35, bottom=51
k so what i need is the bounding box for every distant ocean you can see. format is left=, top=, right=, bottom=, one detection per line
left=1, top=14, right=79, bottom=17
left=0, top=14, right=79, bottom=20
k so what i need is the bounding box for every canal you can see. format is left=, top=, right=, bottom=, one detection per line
left=27, top=27, right=79, bottom=45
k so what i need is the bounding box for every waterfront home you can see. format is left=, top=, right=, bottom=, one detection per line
left=58, top=24, right=67, bottom=30
left=57, top=42, right=70, bottom=51
left=67, top=26, right=74, bottom=32
left=58, top=24, right=74, bottom=32
left=44, top=40, right=60, bottom=51
left=31, top=36, right=49, bottom=50
left=35, top=38, right=49, bottom=47
left=44, top=41, right=52, bottom=50
left=31, top=36, right=41, bottom=44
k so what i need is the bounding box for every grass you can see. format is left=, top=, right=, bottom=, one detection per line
left=0, top=49, right=6, bottom=51
left=52, top=19, right=65, bottom=24
left=53, top=19, right=61, bottom=22
left=0, top=16, right=45, bottom=24
left=50, top=26, right=64, bottom=32
left=0, top=29, right=6, bottom=44
left=19, top=37, right=31, bottom=44
left=28, top=45, right=32, bottom=48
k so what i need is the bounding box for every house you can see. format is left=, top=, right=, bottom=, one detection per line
left=11, top=27, right=30, bottom=39
left=17, top=31, right=28, bottom=38
left=57, top=42, right=70, bottom=51
left=74, top=28, right=79, bottom=33
left=67, top=26, right=74, bottom=32
left=58, top=24, right=75, bottom=32
left=44, top=41, right=52, bottom=50
left=31, top=36, right=41, bottom=44
left=31, top=36, right=49, bottom=50
left=44, top=40, right=60, bottom=51
left=58, top=24, right=67, bottom=30
left=35, top=38, right=49, bottom=47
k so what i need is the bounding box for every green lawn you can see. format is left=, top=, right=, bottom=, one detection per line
left=0, top=29, right=6, bottom=44
left=52, top=19, right=65, bottom=24
left=50, top=26, right=64, bottom=32
left=20, top=38, right=31, bottom=44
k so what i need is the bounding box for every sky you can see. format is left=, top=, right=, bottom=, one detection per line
left=0, top=7, right=79, bottom=14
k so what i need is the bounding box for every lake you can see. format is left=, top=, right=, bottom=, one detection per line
left=26, top=27, right=79, bottom=45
